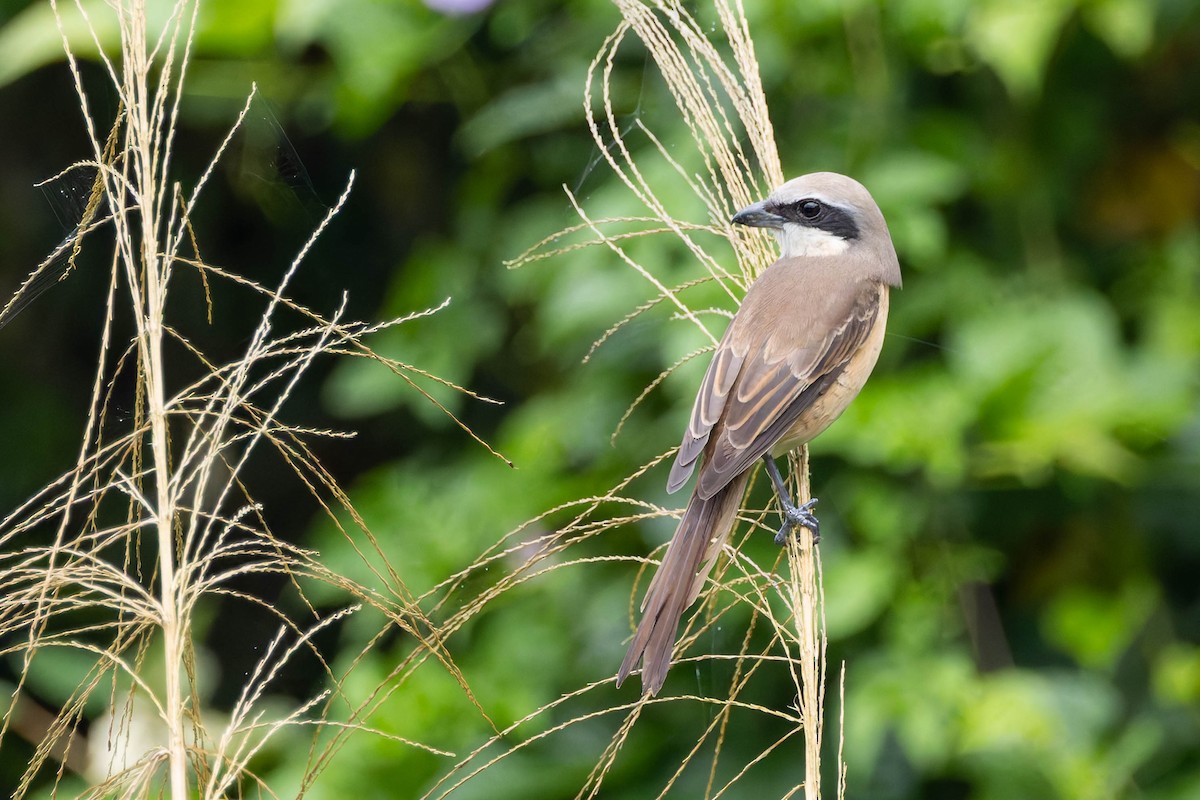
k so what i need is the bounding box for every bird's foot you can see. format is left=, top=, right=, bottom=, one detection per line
left=774, top=497, right=820, bottom=546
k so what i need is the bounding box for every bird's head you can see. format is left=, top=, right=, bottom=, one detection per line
left=732, top=172, right=897, bottom=275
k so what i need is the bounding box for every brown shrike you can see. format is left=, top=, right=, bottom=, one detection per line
left=617, top=172, right=901, bottom=695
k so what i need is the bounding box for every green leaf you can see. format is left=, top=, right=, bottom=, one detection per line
left=965, top=0, right=1075, bottom=99
left=0, top=0, right=118, bottom=87
left=1083, top=0, right=1156, bottom=59
left=1042, top=580, right=1158, bottom=670
left=823, top=549, right=900, bottom=638
left=1153, top=644, right=1200, bottom=706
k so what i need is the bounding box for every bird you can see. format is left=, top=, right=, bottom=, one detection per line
left=616, top=172, right=901, bottom=695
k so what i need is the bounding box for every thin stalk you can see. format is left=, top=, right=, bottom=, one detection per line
left=122, top=0, right=188, bottom=795
left=147, top=266, right=187, bottom=800
left=787, top=448, right=825, bottom=799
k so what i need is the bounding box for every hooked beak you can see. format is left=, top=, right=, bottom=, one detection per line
left=731, top=199, right=785, bottom=229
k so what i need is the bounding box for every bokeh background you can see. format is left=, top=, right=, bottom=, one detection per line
left=0, top=0, right=1198, bottom=797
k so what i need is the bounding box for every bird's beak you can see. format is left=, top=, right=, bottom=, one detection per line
left=731, top=199, right=785, bottom=229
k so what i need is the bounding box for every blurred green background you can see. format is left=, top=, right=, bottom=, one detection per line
left=0, top=0, right=1198, bottom=797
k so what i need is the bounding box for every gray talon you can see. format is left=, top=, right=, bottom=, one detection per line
left=762, top=456, right=821, bottom=545
left=773, top=497, right=820, bottom=545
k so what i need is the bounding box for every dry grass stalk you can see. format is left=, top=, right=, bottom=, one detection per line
left=3, top=0, right=845, bottom=797
left=505, top=1, right=843, bottom=797
left=0, top=1, right=503, bottom=797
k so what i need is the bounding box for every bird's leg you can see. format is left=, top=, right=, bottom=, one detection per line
left=761, top=456, right=820, bottom=545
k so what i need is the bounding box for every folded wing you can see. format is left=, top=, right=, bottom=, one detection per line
left=666, top=262, right=882, bottom=500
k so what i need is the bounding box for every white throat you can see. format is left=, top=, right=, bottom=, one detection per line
left=774, top=224, right=851, bottom=258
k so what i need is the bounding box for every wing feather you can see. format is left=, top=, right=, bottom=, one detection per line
left=693, top=280, right=882, bottom=500
left=666, top=340, right=745, bottom=494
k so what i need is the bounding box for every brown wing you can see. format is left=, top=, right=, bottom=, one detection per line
left=667, top=260, right=883, bottom=500
left=665, top=333, right=746, bottom=494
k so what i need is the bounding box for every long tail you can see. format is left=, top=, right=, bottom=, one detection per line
left=617, top=471, right=749, bottom=695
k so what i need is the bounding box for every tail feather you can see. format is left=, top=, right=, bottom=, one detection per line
left=617, top=472, right=749, bottom=695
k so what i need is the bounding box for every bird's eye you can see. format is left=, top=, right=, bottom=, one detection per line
left=799, top=200, right=822, bottom=219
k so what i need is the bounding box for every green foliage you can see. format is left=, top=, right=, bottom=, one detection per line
left=1, top=0, right=1198, bottom=797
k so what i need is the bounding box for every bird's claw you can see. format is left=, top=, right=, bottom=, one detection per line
left=774, top=497, right=820, bottom=546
